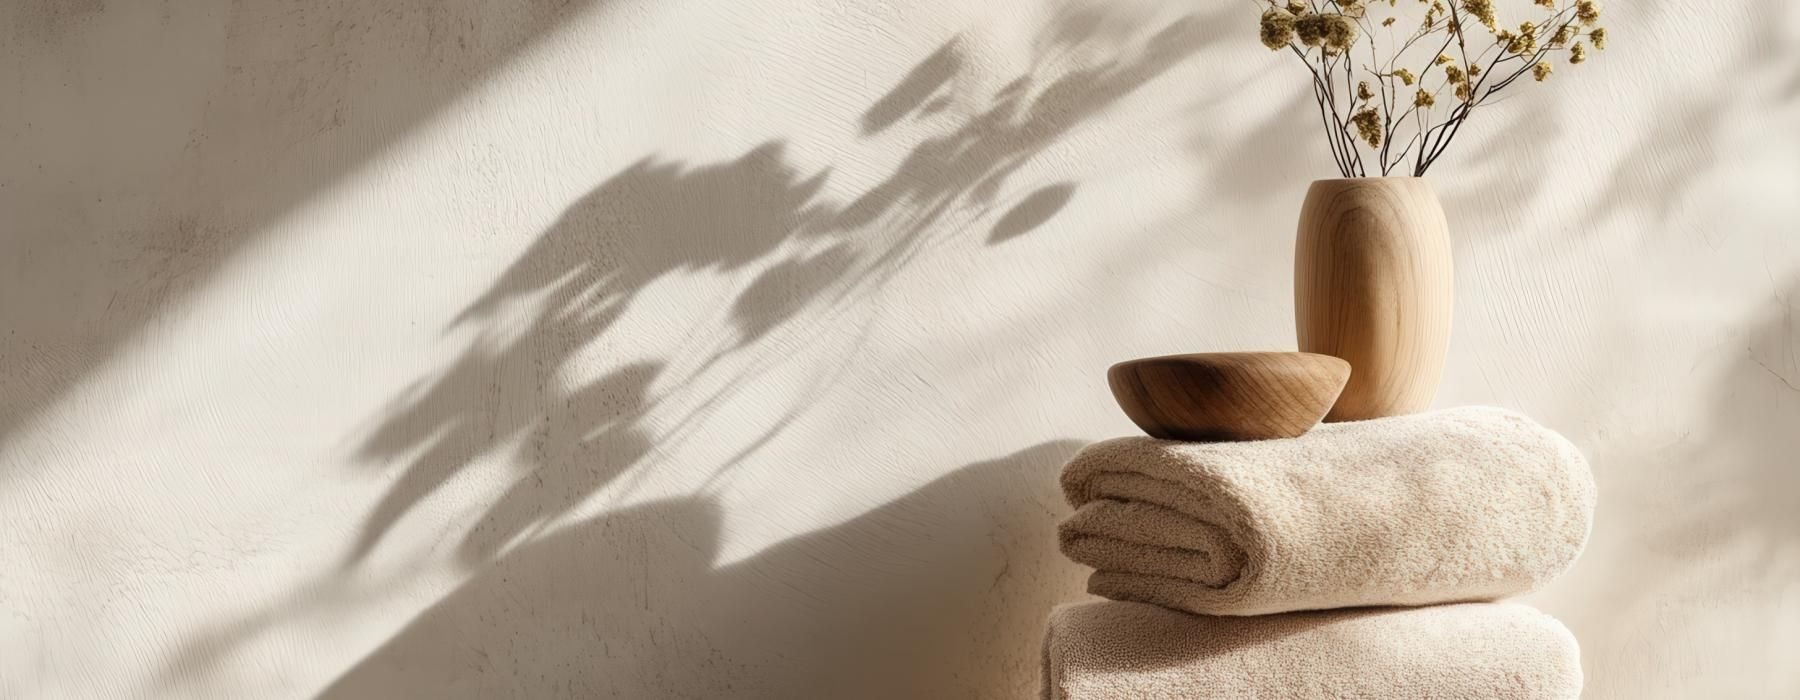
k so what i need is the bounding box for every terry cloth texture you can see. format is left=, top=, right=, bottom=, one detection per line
left=1040, top=600, right=1583, bottom=700
left=1059, top=407, right=1595, bottom=616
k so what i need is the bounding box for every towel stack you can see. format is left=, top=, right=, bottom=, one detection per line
left=1042, top=407, right=1596, bottom=699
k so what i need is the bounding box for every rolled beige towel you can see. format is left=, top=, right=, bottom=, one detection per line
left=1041, top=600, right=1583, bottom=700
left=1060, top=407, right=1594, bottom=615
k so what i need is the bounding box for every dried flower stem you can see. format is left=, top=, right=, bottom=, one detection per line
left=1253, top=0, right=1607, bottom=177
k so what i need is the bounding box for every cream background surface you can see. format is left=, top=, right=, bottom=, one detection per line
left=3, top=0, right=1797, bottom=697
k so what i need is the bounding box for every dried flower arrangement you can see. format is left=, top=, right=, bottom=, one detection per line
left=1257, top=0, right=1607, bottom=176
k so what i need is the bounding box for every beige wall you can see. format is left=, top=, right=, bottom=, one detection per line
left=3, top=0, right=1797, bottom=697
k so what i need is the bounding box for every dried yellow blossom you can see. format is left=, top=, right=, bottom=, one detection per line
left=1424, top=0, right=1448, bottom=28
left=1295, top=13, right=1327, bottom=46
left=1323, top=14, right=1359, bottom=52
left=1516, top=22, right=1539, bottom=52
left=1291, top=13, right=1358, bottom=53
left=1503, top=22, right=1538, bottom=54
left=1261, top=8, right=1298, bottom=49
left=1248, top=0, right=1611, bottom=177
left=1462, top=0, right=1497, bottom=31
left=1352, top=108, right=1384, bottom=146
left=1575, top=0, right=1601, bottom=26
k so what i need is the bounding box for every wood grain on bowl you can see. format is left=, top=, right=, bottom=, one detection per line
left=1108, top=352, right=1351, bottom=442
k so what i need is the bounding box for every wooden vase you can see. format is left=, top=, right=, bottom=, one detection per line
left=1294, top=177, right=1453, bottom=422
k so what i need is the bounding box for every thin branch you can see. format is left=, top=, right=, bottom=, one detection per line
left=1318, top=48, right=1363, bottom=176
left=1418, top=7, right=1577, bottom=173
left=1386, top=131, right=1420, bottom=173
left=1288, top=44, right=1353, bottom=175
left=1257, top=0, right=1595, bottom=177
left=1341, top=51, right=1366, bottom=175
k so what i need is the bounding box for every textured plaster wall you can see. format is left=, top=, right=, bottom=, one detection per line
left=2, top=0, right=1797, bottom=697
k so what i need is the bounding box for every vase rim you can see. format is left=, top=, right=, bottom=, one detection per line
left=1309, top=176, right=1426, bottom=183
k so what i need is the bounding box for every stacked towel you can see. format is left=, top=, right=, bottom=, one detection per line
left=1041, top=601, right=1583, bottom=700
left=1044, top=407, right=1594, bottom=698
left=1060, top=406, right=1595, bottom=615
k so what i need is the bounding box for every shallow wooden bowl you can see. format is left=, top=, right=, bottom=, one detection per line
left=1107, top=352, right=1351, bottom=442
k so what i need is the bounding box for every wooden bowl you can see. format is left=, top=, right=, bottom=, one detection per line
left=1107, top=352, right=1351, bottom=442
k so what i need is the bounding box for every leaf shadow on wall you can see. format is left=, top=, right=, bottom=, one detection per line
left=1433, top=105, right=1562, bottom=233
left=1478, top=6, right=1800, bottom=688
left=1560, top=272, right=1800, bottom=694
left=318, top=441, right=1083, bottom=699
left=156, top=9, right=1231, bottom=695
left=340, top=10, right=1224, bottom=569
left=1579, top=0, right=1800, bottom=232
left=0, top=0, right=602, bottom=458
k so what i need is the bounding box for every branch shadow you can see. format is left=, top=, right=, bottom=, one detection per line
left=1579, top=0, right=1800, bottom=232
left=342, top=143, right=834, bottom=567
left=342, top=8, right=1227, bottom=571
left=1536, top=6, right=1800, bottom=689
left=1563, top=272, right=1800, bottom=696
left=155, top=8, right=1227, bottom=694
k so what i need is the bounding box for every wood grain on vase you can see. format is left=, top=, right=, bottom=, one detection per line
left=1294, top=177, right=1453, bottom=422
left=1108, top=352, right=1351, bottom=442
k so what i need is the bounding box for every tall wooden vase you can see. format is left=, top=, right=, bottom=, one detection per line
left=1294, top=177, right=1453, bottom=422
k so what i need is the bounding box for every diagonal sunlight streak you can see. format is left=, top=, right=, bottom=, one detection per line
left=0, top=0, right=624, bottom=468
